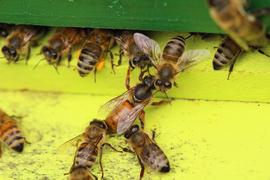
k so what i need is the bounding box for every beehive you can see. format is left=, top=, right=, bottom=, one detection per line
left=1, top=1, right=270, bottom=180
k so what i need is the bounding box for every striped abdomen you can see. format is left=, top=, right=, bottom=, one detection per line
left=141, top=143, right=170, bottom=173
left=0, top=119, right=24, bottom=152
left=212, top=37, right=242, bottom=70
left=77, top=43, right=102, bottom=77
left=71, top=142, right=98, bottom=171
left=162, top=36, right=185, bottom=63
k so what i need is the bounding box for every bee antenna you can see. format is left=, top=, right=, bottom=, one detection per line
left=32, top=58, right=45, bottom=70
left=52, top=64, right=60, bottom=75
left=227, top=57, right=238, bottom=80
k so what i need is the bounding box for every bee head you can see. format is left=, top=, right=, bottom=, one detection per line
left=0, top=29, right=9, bottom=38
left=124, top=125, right=140, bottom=139
left=41, top=46, right=58, bottom=63
left=155, top=79, right=172, bottom=91
left=1, top=45, right=19, bottom=62
left=90, top=119, right=107, bottom=130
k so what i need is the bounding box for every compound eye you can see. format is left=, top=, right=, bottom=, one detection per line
left=124, top=125, right=139, bottom=139
left=52, top=51, right=57, bottom=59
left=143, top=75, right=155, bottom=87
left=99, top=122, right=107, bottom=129
left=9, top=48, right=17, bottom=57
left=155, top=79, right=162, bottom=86
left=2, top=46, right=9, bottom=54
left=132, top=57, right=140, bottom=64
left=164, top=81, right=172, bottom=89
left=131, top=125, right=139, bottom=133
left=42, top=47, right=50, bottom=55
left=0, top=30, right=8, bottom=37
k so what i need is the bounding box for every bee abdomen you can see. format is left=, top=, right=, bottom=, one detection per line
left=162, top=36, right=185, bottom=62
left=213, top=37, right=242, bottom=70
left=1, top=123, right=25, bottom=152
left=73, top=143, right=98, bottom=169
left=142, top=144, right=170, bottom=173
left=77, top=48, right=100, bottom=77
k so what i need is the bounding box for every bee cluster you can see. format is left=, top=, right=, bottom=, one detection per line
left=1, top=0, right=270, bottom=179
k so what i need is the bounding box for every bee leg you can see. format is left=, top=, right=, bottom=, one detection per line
left=120, top=146, right=134, bottom=154
left=25, top=45, right=31, bottom=64
left=67, top=48, right=72, bottom=68
left=102, top=143, right=122, bottom=153
left=151, top=99, right=172, bottom=106
left=109, top=50, right=116, bottom=74
left=139, top=69, right=147, bottom=81
left=125, top=66, right=132, bottom=90
left=118, top=48, right=123, bottom=66
left=0, top=143, right=2, bottom=158
left=24, top=138, right=31, bottom=144
left=10, top=115, right=25, bottom=120
left=173, top=82, right=178, bottom=88
left=94, top=68, right=97, bottom=83
left=151, top=129, right=156, bottom=141
left=137, top=156, right=145, bottom=180
left=257, top=49, right=270, bottom=58
left=227, top=50, right=242, bottom=80
left=99, top=143, right=122, bottom=179
left=139, top=110, right=145, bottom=129
left=57, top=55, right=62, bottom=66
left=184, top=33, right=193, bottom=40
left=99, top=144, right=105, bottom=179
left=92, top=173, right=98, bottom=180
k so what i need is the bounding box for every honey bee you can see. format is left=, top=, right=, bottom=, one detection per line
left=124, top=125, right=170, bottom=179
left=0, top=23, right=13, bottom=38
left=134, top=33, right=210, bottom=92
left=67, top=119, right=120, bottom=180
left=1, top=25, right=46, bottom=63
left=207, top=0, right=269, bottom=51
left=213, top=36, right=242, bottom=79
left=77, top=29, right=115, bottom=78
left=41, top=28, right=87, bottom=67
left=115, top=31, right=152, bottom=89
left=0, top=109, right=25, bottom=156
left=102, top=75, right=156, bottom=135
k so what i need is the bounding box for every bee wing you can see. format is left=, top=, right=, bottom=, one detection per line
left=23, top=31, right=37, bottom=42
left=133, top=33, right=161, bottom=66
left=99, top=87, right=135, bottom=114
left=58, top=134, right=83, bottom=155
left=117, top=102, right=148, bottom=134
left=177, top=49, right=210, bottom=72
left=114, top=36, right=129, bottom=51
left=114, top=36, right=123, bottom=45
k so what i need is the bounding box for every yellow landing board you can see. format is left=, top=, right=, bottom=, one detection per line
left=1, top=32, right=270, bottom=103
left=0, top=90, right=269, bottom=180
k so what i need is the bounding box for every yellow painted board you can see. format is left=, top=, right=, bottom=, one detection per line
left=1, top=32, right=270, bottom=103
left=0, top=90, right=270, bottom=180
